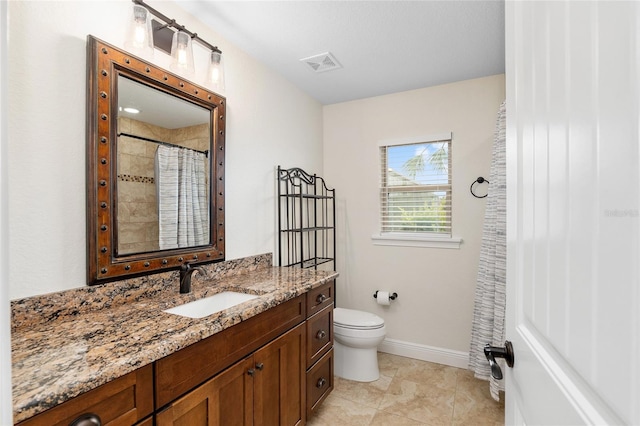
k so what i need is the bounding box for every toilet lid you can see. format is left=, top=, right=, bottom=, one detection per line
left=334, top=307, right=385, bottom=330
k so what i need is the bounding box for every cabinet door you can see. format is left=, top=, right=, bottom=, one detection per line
left=156, top=357, right=254, bottom=426
left=253, top=323, right=305, bottom=426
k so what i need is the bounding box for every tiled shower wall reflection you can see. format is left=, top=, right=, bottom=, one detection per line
left=116, top=117, right=209, bottom=254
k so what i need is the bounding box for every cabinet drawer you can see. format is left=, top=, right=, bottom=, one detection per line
left=306, top=281, right=334, bottom=317
left=306, top=348, right=333, bottom=419
left=306, top=305, right=333, bottom=368
left=155, top=295, right=305, bottom=408
left=17, top=364, right=153, bottom=426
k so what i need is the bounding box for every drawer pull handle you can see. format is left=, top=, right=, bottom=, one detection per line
left=316, top=294, right=327, bottom=303
left=70, top=413, right=102, bottom=426
left=255, top=362, right=264, bottom=370
left=316, top=330, right=327, bottom=340
left=316, top=377, right=327, bottom=388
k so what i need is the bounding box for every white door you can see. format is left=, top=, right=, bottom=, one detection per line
left=505, top=1, right=639, bottom=425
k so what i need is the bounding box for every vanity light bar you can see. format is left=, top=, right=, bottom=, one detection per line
left=132, top=0, right=222, bottom=54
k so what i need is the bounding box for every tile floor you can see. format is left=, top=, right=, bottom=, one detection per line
left=308, top=352, right=504, bottom=426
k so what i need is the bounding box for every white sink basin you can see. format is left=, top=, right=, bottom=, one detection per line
left=163, top=291, right=260, bottom=319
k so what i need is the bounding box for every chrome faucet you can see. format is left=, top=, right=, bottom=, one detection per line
left=179, top=263, right=205, bottom=294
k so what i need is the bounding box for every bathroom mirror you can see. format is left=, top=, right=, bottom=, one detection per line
left=86, top=36, right=226, bottom=285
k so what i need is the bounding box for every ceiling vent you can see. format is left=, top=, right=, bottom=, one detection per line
left=300, top=52, right=342, bottom=73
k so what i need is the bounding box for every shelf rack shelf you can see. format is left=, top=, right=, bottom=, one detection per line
left=277, top=166, right=336, bottom=273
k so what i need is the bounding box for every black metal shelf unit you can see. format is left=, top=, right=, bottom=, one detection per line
left=277, top=166, right=336, bottom=272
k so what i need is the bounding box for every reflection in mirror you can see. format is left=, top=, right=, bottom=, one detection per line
left=86, top=36, right=225, bottom=285
left=116, top=76, right=211, bottom=255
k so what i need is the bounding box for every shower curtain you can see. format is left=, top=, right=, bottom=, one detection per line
left=155, top=145, right=209, bottom=250
left=468, top=101, right=507, bottom=401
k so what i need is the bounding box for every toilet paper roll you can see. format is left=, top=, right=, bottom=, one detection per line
left=376, top=291, right=391, bottom=306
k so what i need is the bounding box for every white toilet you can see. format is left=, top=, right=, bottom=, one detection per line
left=333, top=307, right=386, bottom=382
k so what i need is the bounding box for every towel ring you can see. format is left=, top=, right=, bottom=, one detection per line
left=470, top=177, right=489, bottom=198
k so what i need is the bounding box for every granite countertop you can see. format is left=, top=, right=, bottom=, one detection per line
left=11, top=255, right=338, bottom=423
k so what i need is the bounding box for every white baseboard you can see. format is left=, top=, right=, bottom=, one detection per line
left=378, top=338, right=470, bottom=369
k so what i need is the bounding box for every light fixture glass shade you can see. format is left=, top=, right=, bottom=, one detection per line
left=205, top=51, right=225, bottom=92
left=124, top=4, right=154, bottom=59
left=170, top=31, right=195, bottom=77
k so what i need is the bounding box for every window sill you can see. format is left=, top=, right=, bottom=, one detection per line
left=371, top=233, right=462, bottom=249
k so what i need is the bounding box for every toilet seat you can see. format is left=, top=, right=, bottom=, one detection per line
left=334, top=307, right=384, bottom=330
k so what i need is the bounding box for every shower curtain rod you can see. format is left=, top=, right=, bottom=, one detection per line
left=118, top=132, right=209, bottom=157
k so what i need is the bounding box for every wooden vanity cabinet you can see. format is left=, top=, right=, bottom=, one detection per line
left=155, top=296, right=306, bottom=426
left=154, top=296, right=305, bottom=408
left=157, top=323, right=305, bottom=426
left=156, top=280, right=336, bottom=426
left=304, top=281, right=334, bottom=419
left=16, top=364, right=153, bottom=426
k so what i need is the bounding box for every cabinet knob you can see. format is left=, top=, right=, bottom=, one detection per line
left=255, top=362, right=264, bottom=370
left=247, top=368, right=255, bottom=376
left=316, top=330, right=327, bottom=340
left=316, top=294, right=327, bottom=304
left=69, top=413, right=102, bottom=426
left=316, top=377, right=327, bottom=388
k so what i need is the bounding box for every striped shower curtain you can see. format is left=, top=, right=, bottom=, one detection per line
left=468, top=101, right=507, bottom=401
left=155, top=145, right=209, bottom=250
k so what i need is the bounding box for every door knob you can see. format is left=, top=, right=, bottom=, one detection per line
left=484, top=340, right=515, bottom=380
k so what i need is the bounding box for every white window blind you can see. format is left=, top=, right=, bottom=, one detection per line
left=379, top=135, right=452, bottom=235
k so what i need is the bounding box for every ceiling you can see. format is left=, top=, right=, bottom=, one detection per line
left=176, top=1, right=506, bottom=105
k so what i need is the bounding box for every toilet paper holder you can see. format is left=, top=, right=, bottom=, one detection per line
left=373, top=291, right=398, bottom=300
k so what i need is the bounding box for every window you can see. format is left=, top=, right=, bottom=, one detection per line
left=373, top=133, right=460, bottom=248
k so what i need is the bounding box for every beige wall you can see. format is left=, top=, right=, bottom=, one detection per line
left=323, top=74, right=505, bottom=355
left=7, top=1, right=323, bottom=299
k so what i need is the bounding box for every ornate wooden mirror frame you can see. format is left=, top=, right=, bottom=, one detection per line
left=86, top=35, right=225, bottom=285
